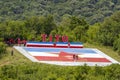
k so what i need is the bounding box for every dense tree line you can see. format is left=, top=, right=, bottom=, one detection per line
left=87, top=11, right=120, bottom=55
left=0, top=15, right=56, bottom=41
left=0, top=14, right=88, bottom=42
left=0, top=63, right=120, bottom=80
left=0, top=11, right=120, bottom=55
left=0, top=42, right=7, bottom=59
left=0, top=0, right=120, bottom=24
left=0, top=5, right=120, bottom=80
left=0, top=1, right=120, bottom=79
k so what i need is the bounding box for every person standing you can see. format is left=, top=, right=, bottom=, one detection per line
left=11, top=49, right=14, bottom=56
left=73, top=54, right=78, bottom=62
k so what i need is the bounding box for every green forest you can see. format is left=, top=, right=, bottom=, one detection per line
left=0, top=0, right=120, bottom=24
left=0, top=0, right=120, bottom=80
left=0, top=63, right=120, bottom=80
left=0, top=11, right=120, bottom=55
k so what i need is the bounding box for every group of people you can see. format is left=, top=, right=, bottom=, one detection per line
left=73, top=54, right=78, bottom=61
left=5, top=38, right=27, bottom=46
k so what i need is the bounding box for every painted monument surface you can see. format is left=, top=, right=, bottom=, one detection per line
left=14, top=42, right=119, bottom=66
left=14, top=34, right=119, bottom=66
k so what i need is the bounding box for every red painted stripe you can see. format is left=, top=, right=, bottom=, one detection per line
left=27, top=45, right=68, bottom=48
left=59, top=51, right=73, bottom=57
left=34, top=56, right=111, bottom=62
left=77, top=58, right=111, bottom=62
left=34, top=56, right=73, bottom=61
left=27, top=44, right=83, bottom=48
left=26, top=45, right=54, bottom=47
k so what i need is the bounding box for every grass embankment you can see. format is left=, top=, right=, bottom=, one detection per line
left=0, top=47, right=32, bottom=67
left=0, top=43, right=120, bottom=67
left=84, top=43, right=120, bottom=62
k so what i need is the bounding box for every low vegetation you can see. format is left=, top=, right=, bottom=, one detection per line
left=0, top=42, right=7, bottom=59
left=0, top=3, right=120, bottom=79
left=0, top=43, right=120, bottom=80
left=0, top=11, right=120, bottom=55
left=0, top=61, right=120, bottom=80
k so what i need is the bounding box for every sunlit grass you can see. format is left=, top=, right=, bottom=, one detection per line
left=84, top=43, right=120, bottom=62
left=0, top=47, right=32, bottom=66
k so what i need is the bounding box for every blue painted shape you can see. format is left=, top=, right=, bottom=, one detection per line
left=23, top=47, right=96, bottom=54
left=27, top=41, right=83, bottom=44
left=70, top=42, right=83, bottom=44
left=56, top=42, right=68, bottom=44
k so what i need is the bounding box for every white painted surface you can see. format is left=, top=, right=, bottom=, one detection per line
left=14, top=46, right=120, bottom=66
left=93, top=49, right=119, bottom=63
left=29, top=52, right=59, bottom=57
left=78, top=54, right=104, bottom=58
left=13, top=46, right=38, bottom=62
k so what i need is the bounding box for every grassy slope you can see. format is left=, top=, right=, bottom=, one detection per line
left=0, top=43, right=120, bottom=67
left=84, top=43, right=120, bottom=62
left=0, top=47, right=32, bottom=66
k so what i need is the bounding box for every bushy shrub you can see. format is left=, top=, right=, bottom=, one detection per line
left=0, top=42, right=7, bottom=58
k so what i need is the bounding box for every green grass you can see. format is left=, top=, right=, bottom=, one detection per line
left=84, top=43, right=120, bottom=62
left=0, top=43, right=120, bottom=67
left=0, top=47, right=32, bottom=67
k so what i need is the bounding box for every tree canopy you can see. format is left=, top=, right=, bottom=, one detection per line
left=0, top=2, right=120, bottom=79
left=0, top=0, right=120, bottom=24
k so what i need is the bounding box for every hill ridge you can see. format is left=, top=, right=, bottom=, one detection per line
left=0, top=0, right=120, bottom=24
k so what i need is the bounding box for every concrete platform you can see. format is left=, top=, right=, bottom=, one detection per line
left=14, top=46, right=119, bottom=66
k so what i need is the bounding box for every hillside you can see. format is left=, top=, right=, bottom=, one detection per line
left=0, top=0, right=120, bottom=79
left=0, top=0, right=120, bottom=24
left=0, top=43, right=120, bottom=80
left=1, top=43, right=120, bottom=67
